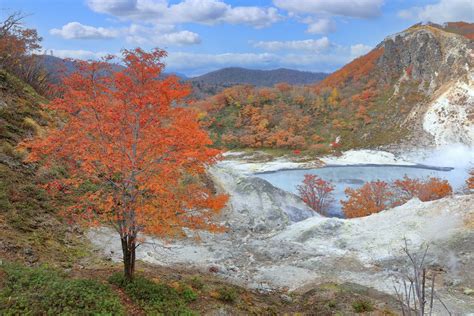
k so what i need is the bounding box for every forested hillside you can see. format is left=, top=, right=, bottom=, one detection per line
left=193, top=23, right=473, bottom=152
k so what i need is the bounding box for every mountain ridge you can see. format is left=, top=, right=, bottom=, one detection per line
left=38, top=56, right=327, bottom=87
left=190, top=67, right=328, bottom=87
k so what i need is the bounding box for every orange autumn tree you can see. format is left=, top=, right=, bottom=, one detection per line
left=25, top=48, right=227, bottom=281
left=341, top=176, right=453, bottom=218
left=393, top=176, right=452, bottom=203
left=341, top=180, right=393, bottom=218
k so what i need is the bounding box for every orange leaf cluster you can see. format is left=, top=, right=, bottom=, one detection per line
left=315, top=47, right=384, bottom=90
left=341, top=180, right=393, bottom=218
left=393, top=176, right=452, bottom=203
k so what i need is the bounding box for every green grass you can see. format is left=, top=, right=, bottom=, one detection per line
left=217, top=286, right=238, bottom=303
left=352, top=299, right=374, bottom=313
left=188, top=275, right=205, bottom=290
left=109, top=272, right=197, bottom=315
left=0, top=263, right=124, bottom=315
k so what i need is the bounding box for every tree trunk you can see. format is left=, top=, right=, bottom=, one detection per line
left=121, top=235, right=136, bottom=281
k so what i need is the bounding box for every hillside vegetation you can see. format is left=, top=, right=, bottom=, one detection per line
left=193, top=23, right=473, bottom=152
left=0, top=69, right=89, bottom=265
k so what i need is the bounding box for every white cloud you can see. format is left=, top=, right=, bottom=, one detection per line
left=127, top=27, right=201, bottom=45
left=306, top=18, right=336, bottom=34
left=49, top=49, right=111, bottom=60
left=253, top=37, right=331, bottom=52
left=156, top=30, right=201, bottom=45
left=397, top=0, right=474, bottom=23
left=350, top=43, right=372, bottom=57
left=86, top=0, right=141, bottom=17
left=87, top=0, right=282, bottom=27
left=50, top=22, right=119, bottom=39
left=166, top=0, right=228, bottom=24
left=222, top=7, right=280, bottom=28
left=51, top=22, right=200, bottom=46
left=273, top=0, right=384, bottom=19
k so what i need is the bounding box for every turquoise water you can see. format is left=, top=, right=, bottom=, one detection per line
left=255, top=164, right=469, bottom=217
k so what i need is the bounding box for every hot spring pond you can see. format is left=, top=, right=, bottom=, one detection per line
left=255, top=164, right=469, bottom=217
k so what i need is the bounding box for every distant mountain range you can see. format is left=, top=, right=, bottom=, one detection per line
left=189, top=67, right=328, bottom=87
left=38, top=55, right=327, bottom=88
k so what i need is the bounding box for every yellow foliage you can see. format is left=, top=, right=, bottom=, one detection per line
left=23, top=117, right=44, bottom=136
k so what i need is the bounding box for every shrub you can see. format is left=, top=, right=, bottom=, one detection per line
left=352, top=300, right=374, bottom=313
left=189, top=275, right=205, bottom=290
left=341, top=180, right=393, bottom=218
left=181, top=285, right=198, bottom=302
left=415, top=177, right=452, bottom=201
left=308, top=143, right=331, bottom=155
left=217, top=286, right=238, bottom=303
left=327, top=300, right=337, bottom=308
left=392, top=175, right=421, bottom=204
left=393, top=176, right=452, bottom=203
left=108, top=272, right=195, bottom=314
left=0, top=264, right=124, bottom=315
left=342, top=177, right=453, bottom=218
left=311, top=134, right=325, bottom=143
left=108, top=271, right=127, bottom=287
left=22, top=117, right=43, bottom=136
left=467, top=170, right=474, bottom=190
left=297, top=174, right=335, bottom=215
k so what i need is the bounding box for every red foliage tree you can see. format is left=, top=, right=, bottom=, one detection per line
left=297, top=174, right=335, bottom=215
left=393, top=176, right=452, bottom=203
left=341, top=180, right=393, bottom=218
left=417, top=177, right=452, bottom=201
left=24, top=48, right=228, bottom=280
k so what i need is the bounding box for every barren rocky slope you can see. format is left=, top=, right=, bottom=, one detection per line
left=384, top=24, right=474, bottom=147
left=336, top=23, right=474, bottom=148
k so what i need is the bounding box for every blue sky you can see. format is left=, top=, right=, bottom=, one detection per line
left=2, top=0, right=473, bottom=76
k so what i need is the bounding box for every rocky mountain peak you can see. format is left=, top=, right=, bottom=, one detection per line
left=378, top=24, right=473, bottom=93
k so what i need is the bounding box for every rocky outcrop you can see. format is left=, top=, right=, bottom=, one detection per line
left=209, top=165, right=316, bottom=234
left=379, top=26, right=472, bottom=92
left=423, top=75, right=474, bottom=146
left=376, top=25, right=474, bottom=148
